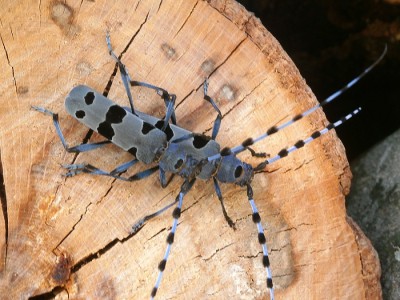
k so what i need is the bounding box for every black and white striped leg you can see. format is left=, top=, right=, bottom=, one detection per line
left=203, top=79, right=222, bottom=140
left=212, top=177, right=236, bottom=229
left=247, top=185, right=274, bottom=300
left=63, top=162, right=158, bottom=182
left=254, top=107, right=362, bottom=171
left=32, top=106, right=111, bottom=153
left=131, top=184, right=185, bottom=233
left=151, top=179, right=195, bottom=299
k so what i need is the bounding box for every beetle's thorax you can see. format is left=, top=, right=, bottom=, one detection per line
left=215, top=154, right=254, bottom=186
left=158, top=143, right=253, bottom=185
left=158, top=143, right=206, bottom=181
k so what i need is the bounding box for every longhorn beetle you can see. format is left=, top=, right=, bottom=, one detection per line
left=33, top=33, right=386, bottom=299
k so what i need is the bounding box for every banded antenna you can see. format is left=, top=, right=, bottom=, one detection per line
left=254, top=107, right=361, bottom=171
left=207, top=45, right=387, bottom=162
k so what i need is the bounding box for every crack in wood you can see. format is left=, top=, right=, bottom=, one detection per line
left=175, top=36, right=247, bottom=115
left=156, top=0, right=164, bottom=13
left=28, top=286, right=66, bottom=300
left=0, top=150, right=8, bottom=270
left=103, top=11, right=150, bottom=98
left=173, top=1, right=199, bottom=38
left=53, top=202, right=93, bottom=251
left=202, top=242, right=234, bottom=261
left=0, top=33, right=17, bottom=94
left=135, top=0, right=143, bottom=12
left=71, top=229, right=141, bottom=274
left=38, top=0, right=42, bottom=27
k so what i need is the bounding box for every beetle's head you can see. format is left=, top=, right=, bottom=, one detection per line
left=215, top=154, right=253, bottom=186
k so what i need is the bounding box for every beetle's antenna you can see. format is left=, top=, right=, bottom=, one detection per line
left=254, top=108, right=361, bottom=171
left=207, top=46, right=386, bottom=162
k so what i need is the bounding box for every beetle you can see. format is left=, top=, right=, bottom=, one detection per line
left=33, top=33, right=386, bottom=299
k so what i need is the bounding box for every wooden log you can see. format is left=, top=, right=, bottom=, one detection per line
left=0, top=0, right=381, bottom=299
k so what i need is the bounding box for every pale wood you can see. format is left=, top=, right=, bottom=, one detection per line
left=0, top=0, right=381, bottom=299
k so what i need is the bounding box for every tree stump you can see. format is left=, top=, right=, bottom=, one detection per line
left=0, top=0, right=381, bottom=299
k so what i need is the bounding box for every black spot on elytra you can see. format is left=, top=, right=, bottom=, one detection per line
left=141, top=122, right=155, bottom=135
left=97, top=122, right=114, bottom=140
left=128, top=147, right=137, bottom=156
left=84, top=92, right=95, bottom=105
left=155, top=120, right=174, bottom=140
left=75, top=110, right=85, bottom=119
left=106, top=105, right=127, bottom=123
left=192, top=134, right=210, bottom=149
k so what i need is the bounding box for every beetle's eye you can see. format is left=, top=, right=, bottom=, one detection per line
left=234, top=165, right=243, bottom=178
left=174, top=158, right=184, bottom=169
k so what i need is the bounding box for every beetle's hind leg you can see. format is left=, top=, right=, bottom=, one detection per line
left=62, top=160, right=158, bottom=182
left=32, top=106, right=111, bottom=153
left=106, top=32, right=177, bottom=127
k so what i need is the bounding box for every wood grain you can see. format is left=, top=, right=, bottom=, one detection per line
left=0, top=0, right=381, bottom=299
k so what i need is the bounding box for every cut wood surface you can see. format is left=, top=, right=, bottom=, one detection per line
left=0, top=0, right=381, bottom=299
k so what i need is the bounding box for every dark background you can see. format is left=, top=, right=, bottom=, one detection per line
left=237, top=0, right=400, bottom=161
left=235, top=2, right=400, bottom=299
